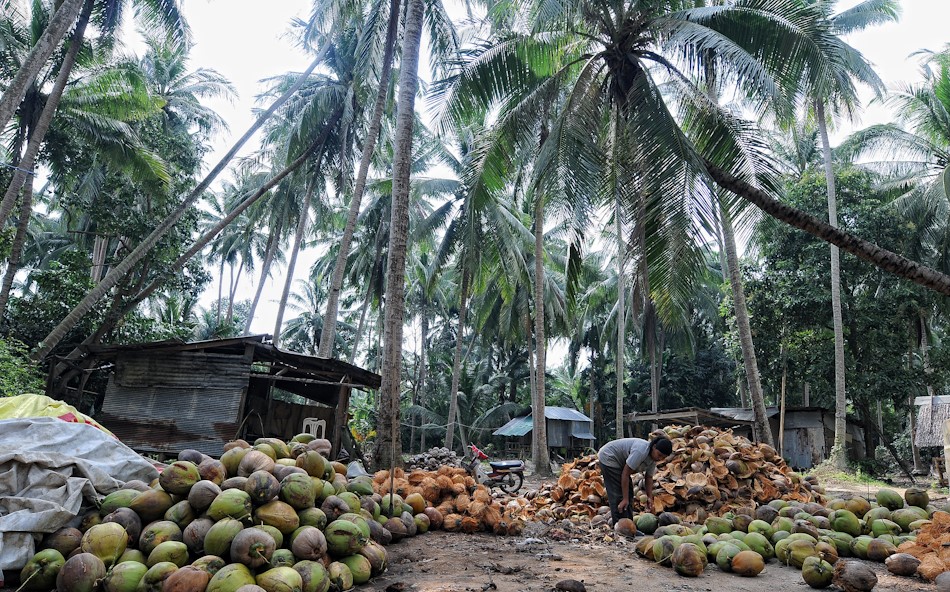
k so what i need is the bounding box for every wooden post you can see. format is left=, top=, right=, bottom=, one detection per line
left=803, top=382, right=810, bottom=407
left=332, top=377, right=351, bottom=460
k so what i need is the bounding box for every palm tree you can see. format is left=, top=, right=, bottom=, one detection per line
left=805, top=0, right=900, bottom=469
left=375, top=0, right=426, bottom=469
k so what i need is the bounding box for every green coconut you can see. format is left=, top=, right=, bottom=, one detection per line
left=138, top=521, right=182, bottom=556
left=863, top=507, right=892, bottom=523
left=870, top=519, right=901, bottom=538
left=294, top=560, right=331, bottom=592
left=830, top=510, right=862, bottom=537
left=135, top=561, right=178, bottom=592
left=220, top=447, right=249, bottom=477
left=128, top=489, right=174, bottom=523
left=164, top=500, right=196, bottom=530
left=325, top=519, right=368, bottom=557
left=230, top=528, right=277, bottom=569
left=206, top=564, right=256, bottom=592
left=772, top=516, right=794, bottom=534
left=203, top=518, right=244, bottom=558
left=704, top=517, right=733, bottom=535
left=80, top=522, right=128, bottom=566
left=636, top=513, right=658, bottom=534
left=849, top=535, right=873, bottom=560
left=905, top=487, right=930, bottom=509
left=207, top=489, right=253, bottom=522
left=358, top=541, right=387, bottom=577
left=256, top=566, right=303, bottom=592
left=271, top=549, right=296, bottom=568
left=19, top=549, right=65, bottom=591
left=801, top=556, right=834, bottom=588
left=244, top=471, right=281, bottom=505
left=671, top=543, right=707, bottom=577
left=891, top=508, right=923, bottom=532
left=652, top=536, right=680, bottom=567
left=786, top=540, right=818, bottom=568
left=159, top=461, right=200, bottom=495
left=298, top=507, right=328, bottom=530
left=117, top=549, right=147, bottom=565
left=866, top=539, right=897, bottom=562
left=255, top=500, right=300, bottom=535
left=743, top=532, right=774, bottom=560
left=146, top=541, right=189, bottom=568
left=191, top=556, right=227, bottom=575
left=279, top=473, right=316, bottom=510
left=100, top=490, right=142, bottom=516
left=715, top=543, right=743, bottom=572
left=328, top=562, right=353, bottom=592
left=339, top=554, right=373, bottom=584
left=101, top=559, right=148, bottom=592
left=252, top=525, right=284, bottom=549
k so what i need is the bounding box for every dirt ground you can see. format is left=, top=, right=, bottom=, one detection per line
left=374, top=530, right=937, bottom=592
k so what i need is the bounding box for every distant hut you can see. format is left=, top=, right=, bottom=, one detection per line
left=913, top=395, right=950, bottom=452
left=493, top=406, right=595, bottom=458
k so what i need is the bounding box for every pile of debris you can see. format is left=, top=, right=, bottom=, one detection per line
left=521, top=425, right=824, bottom=523
left=896, top=510, right=950, bottom=580
left=373, top=466, right=526, bottom=535
left=404, top=447, right=461, bottom=471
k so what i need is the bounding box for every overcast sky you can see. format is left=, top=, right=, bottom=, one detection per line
left=163, top=0, right=949, bottom=338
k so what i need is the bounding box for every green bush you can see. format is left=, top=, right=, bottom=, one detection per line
left=0, top=338, right=45, bottom=397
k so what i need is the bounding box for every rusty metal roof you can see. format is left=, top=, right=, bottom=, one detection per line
left=83, top=335, right=380, bottom=389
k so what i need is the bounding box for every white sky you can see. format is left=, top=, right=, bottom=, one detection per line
left=161, top=0, right=948, bottom=341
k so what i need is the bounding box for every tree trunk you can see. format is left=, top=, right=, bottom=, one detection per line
left=0, top=0, right=93, bottom=229
left=216, top=258, right=225, bottom=326
left=816, top=99, right=849, bottom=470
left=244, top=228, right=280, bottom=334
left=226, top=258, right=243, bottom=323
left=0, top=0, right=84, bottom=135
left=319, top=0, right=401, bottom=358
left=32, top=45, right=332, bottom=362
left=908, top=329, right=924, bottom=473
left=348, top=221, right=385, bottom=365
left=531, top=193, right=551, bottom=476
left=0, top=172, right=35, bottom=316
left=273, top=182, right=316, bottom=347
left=373, top=0, right=424, bottom=470
left=415, top=309, right=429, bottom=453
left=705, top=161, right=950, bottom=296
left=612, top=106, right=626, bottom=440
left=720, top=204, right=774, bottom=447
left=444, top=269, right=470, bottom=451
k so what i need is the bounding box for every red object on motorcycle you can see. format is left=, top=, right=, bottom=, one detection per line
left=470, top=444, right=489, bottom=460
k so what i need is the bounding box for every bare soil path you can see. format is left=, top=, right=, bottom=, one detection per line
left=373, top=531, right=936, bottom=592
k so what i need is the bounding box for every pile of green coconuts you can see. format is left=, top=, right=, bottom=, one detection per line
left=18, top=434, right=442, bottom=592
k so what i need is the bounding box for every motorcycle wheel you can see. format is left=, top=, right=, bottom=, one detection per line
left=498, top=472, right=523, bottom=494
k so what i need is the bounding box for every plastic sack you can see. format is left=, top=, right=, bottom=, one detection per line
left=0, top=393, right=114, bottom=436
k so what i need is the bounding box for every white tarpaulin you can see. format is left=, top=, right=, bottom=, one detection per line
left=0, top=417, right=159, bottom=570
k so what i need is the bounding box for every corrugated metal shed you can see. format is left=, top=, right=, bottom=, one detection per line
left=543, top=407, right=593, bottom=421
left=492, top=407, right=595, bottom=447
left=494, top=416, right=532, bottom=437
left=56, top=335, right=381, bottom=459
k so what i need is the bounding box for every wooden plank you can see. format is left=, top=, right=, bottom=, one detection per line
left=333, top=382, right=350, bottom=460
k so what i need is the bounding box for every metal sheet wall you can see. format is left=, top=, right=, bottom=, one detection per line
left=99, top=352, right=251, bottom=457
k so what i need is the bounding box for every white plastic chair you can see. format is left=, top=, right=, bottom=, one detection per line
left=302, top=418, right=326, bottom=439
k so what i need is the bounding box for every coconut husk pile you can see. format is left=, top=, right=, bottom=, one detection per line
left=895, top=510, right=950, bottom=581
left=373, top=466, right=526, bottom=536
left=521, top=424, right=822, bottom=523
left=404, top=447, right=462, bottom=471
left=637, top=425, right=822, bottom=516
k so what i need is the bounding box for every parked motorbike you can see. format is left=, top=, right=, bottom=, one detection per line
left=464, top=443, right=525, bottom=494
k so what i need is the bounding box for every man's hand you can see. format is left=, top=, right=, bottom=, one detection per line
left=619, top=497, right=629, bottom=512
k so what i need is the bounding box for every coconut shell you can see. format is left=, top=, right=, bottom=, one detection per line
left=885, top=553, right=921, bottom=576
left=162, top=566, right=212, bottom=592
left=56, top=553, right=106, bottom=592
left=832, top=560, right=878, bottom=592
left=187, top=481, right=221, bottom=512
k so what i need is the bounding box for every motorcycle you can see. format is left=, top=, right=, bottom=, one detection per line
left=464, top=443, right=525, bottom=494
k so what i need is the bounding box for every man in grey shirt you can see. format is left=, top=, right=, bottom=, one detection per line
left=598, top=436, right=673, bottom=524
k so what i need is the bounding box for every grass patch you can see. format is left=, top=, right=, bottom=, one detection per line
left=806, top=463, right=892, bottom=489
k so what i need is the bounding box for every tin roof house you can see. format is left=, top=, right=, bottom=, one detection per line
left=493, top=406, right=596, bottom=457
left=48, top=335, right=380, bottom=459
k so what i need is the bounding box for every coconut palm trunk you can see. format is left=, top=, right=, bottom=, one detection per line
left=273, top=182, right=317, bottom=347
left=31, top=49, right=333, bottom=362
left=704, top=161, right=950, bottom=296
left=0, top=0, right=84, bottom=134
left=349, top=220, right=386, bottom=365
left=531, top=193, right=551, bottom=475
left=416, top=311, right=429, bottom=452
left=444, top=269, right=470, bottom=451
left=720, top=204, right=773, bottom=446
left=1, top=0, right=94, bottom=229
left=0, top=173, right=35, bottom=316
left=318, top=0, right=401, bottom=358
left=374, top=0, right=425, bottom=469
left=244, top=229, right=280, bottom=334
left=815, top=98, right=849, bottom=468
left=615, top=198, right=626, bottom=440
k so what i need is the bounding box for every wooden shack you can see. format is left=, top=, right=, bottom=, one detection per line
left=48, top=335, right=380, bottom=459
left=493, top=406, right=596, bottom=457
